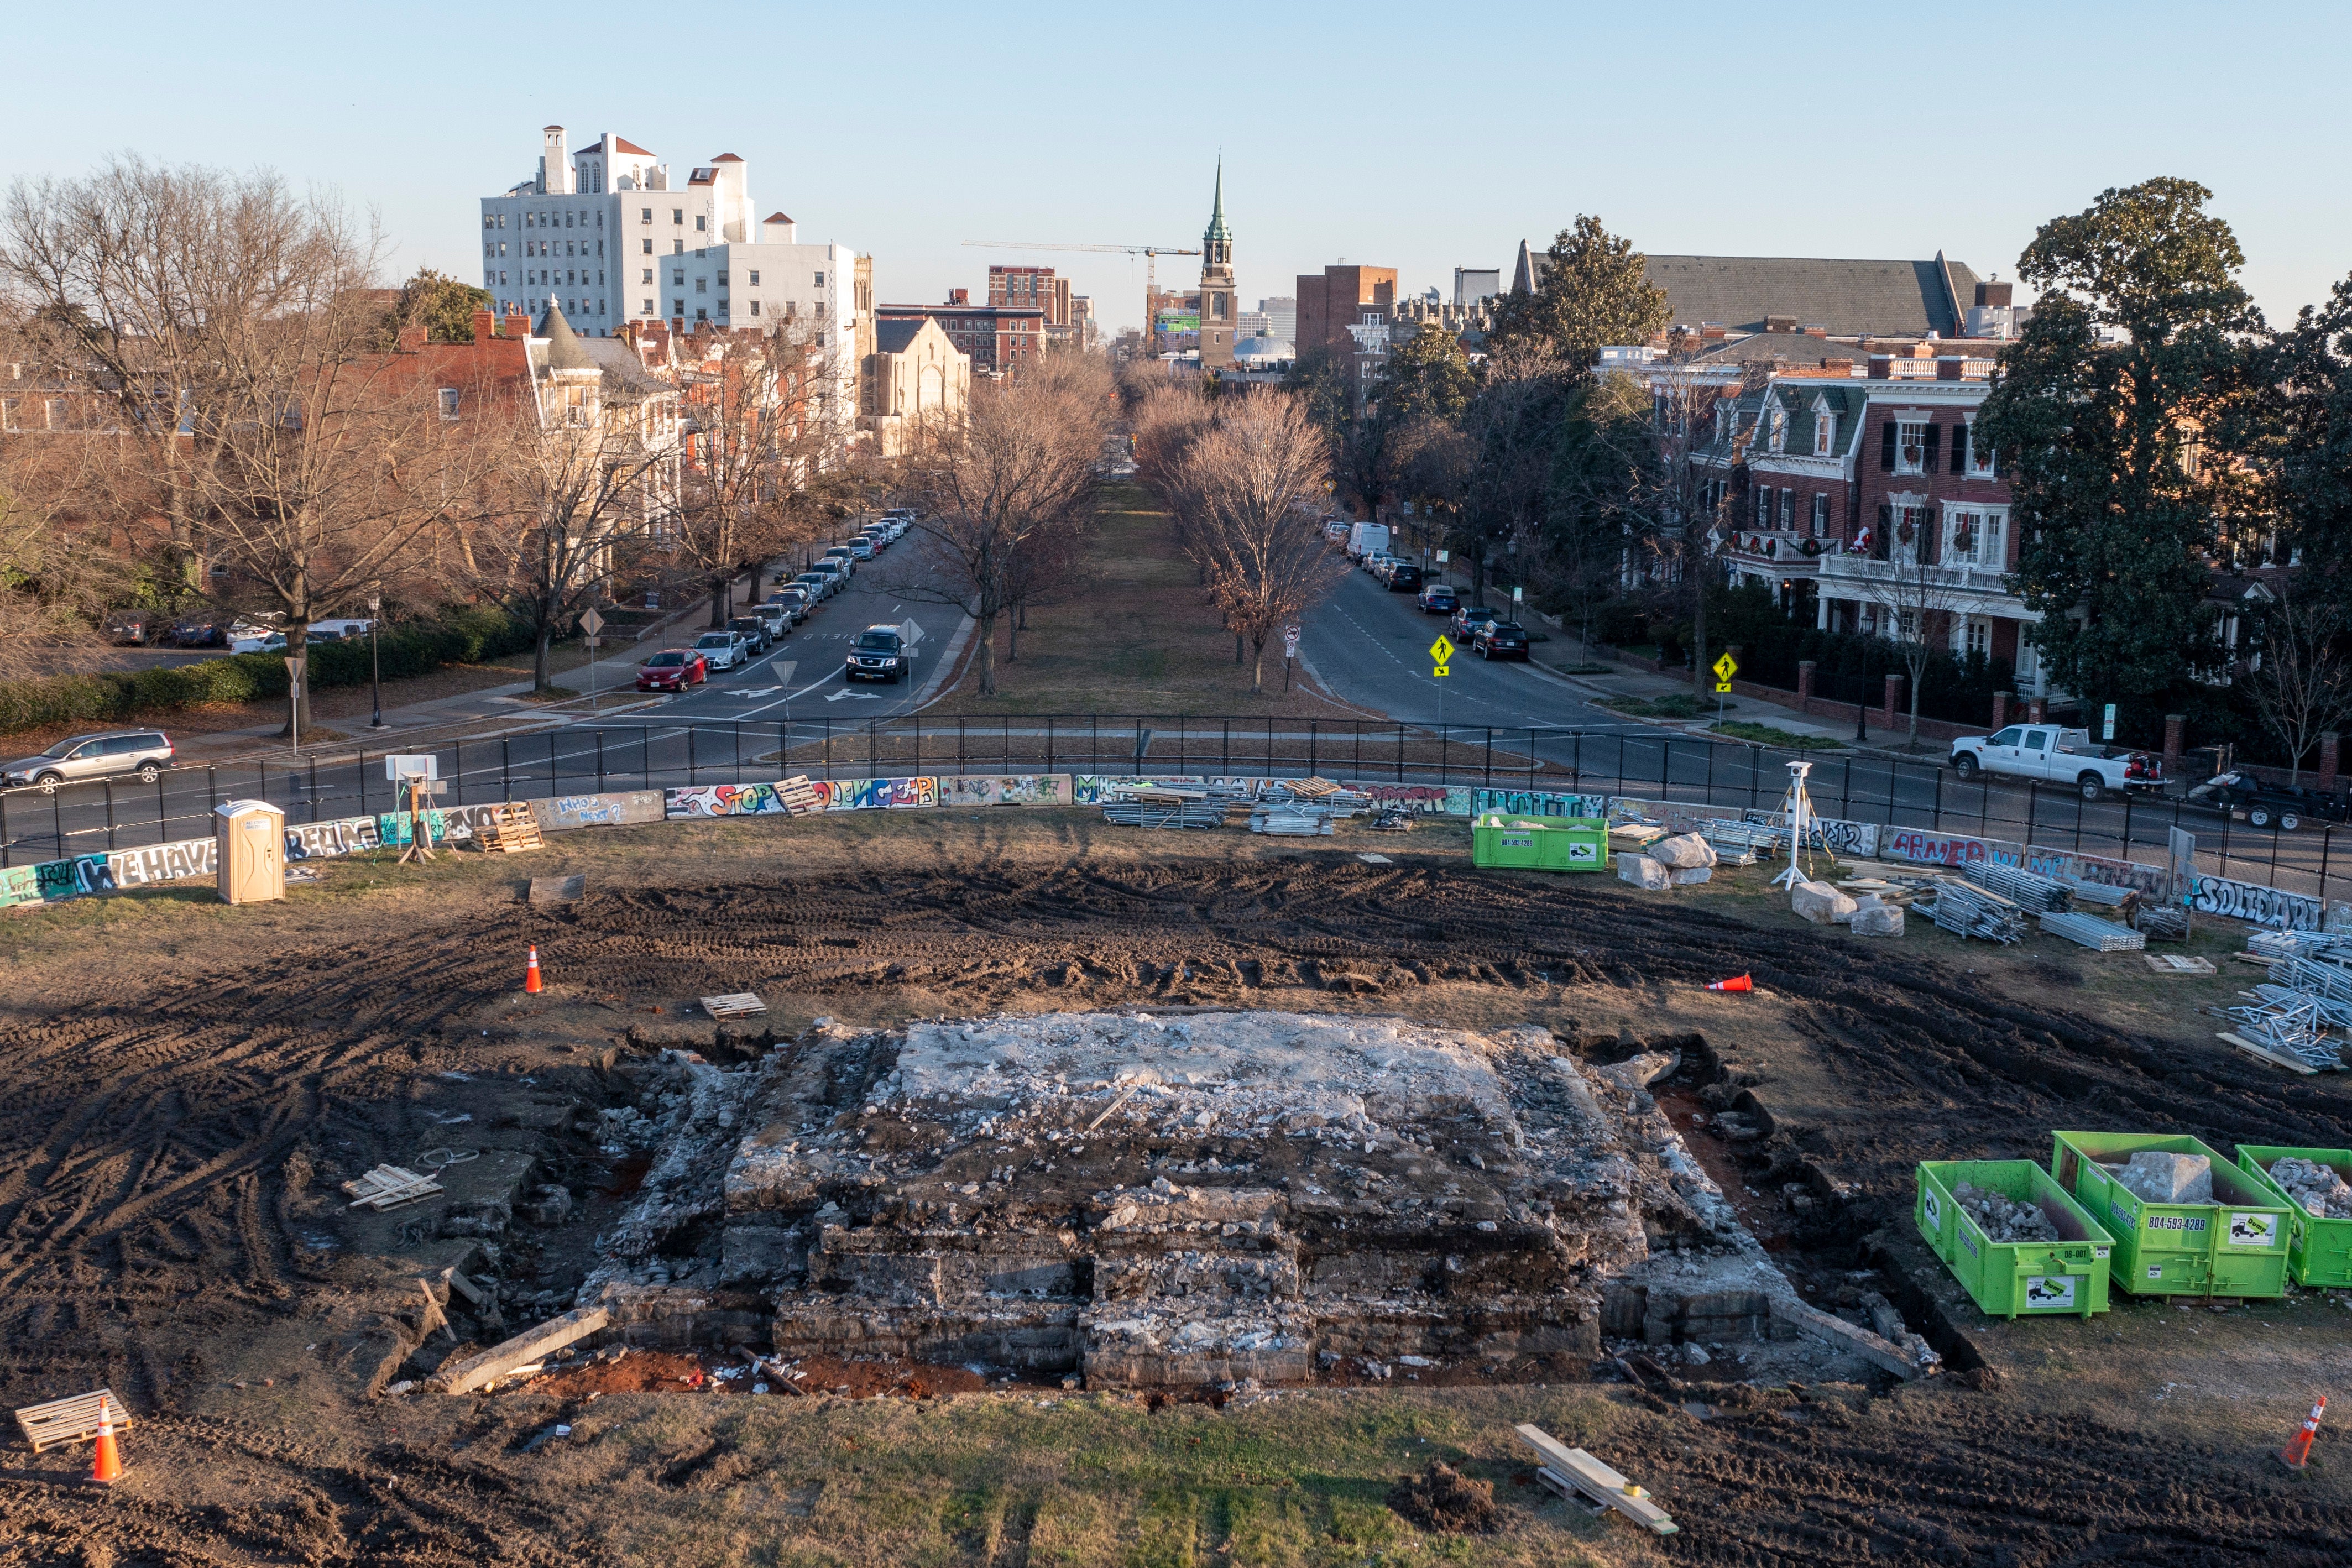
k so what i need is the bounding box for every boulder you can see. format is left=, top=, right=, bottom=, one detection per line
left=1617, top=854, right=1670, bottom=891
left=1651, top=833, right=1718, bottom=870
left=1669, top=865, right=1713, bottom=886
left=1849, top=902, right=1905, bottom=937
left=1791, top=879, right=1857, bottom=926
left=2116, top=1151, right=2211, bottom=1205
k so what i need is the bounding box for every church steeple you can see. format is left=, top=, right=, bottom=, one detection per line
left=1202, top=159, right=1232, bottom=266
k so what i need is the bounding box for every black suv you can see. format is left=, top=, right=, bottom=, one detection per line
left=726, top=615, right=772, bottom=656
left=845, top=626, right=908, bottom=683
left=1386, top=562, right=1423, bottom=591
left=1473, top=621, right=1530, bottom=660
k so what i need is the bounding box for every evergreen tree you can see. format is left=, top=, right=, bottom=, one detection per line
left=1975, top=177, right=2264, bottom=704
left=2271, top=271, right=2352, bottom=583
left=1487, top=215, right=1670, bottom=366
left=1375, top=323, right=1473, bottom=424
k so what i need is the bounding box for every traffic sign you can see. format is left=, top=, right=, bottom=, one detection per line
left=1283, top=624, right=1300, bottom=657
left=1433, top=665, right=1451, bottom=678
left=1712, top=653, right=1738, bottom=682
left=581, top=605, right=604, bottom=637
left=1429, top=635, right=1455, bottom=665
left=1715, top=681, right=1732, bottom=693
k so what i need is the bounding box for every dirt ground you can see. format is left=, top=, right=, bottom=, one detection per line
left=3, top=812, right=2350, bottom=1566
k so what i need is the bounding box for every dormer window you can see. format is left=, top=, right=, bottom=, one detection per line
left=1813, top=403, right=1836, bottom=456
left=1768, top=406, right=1787, bottom=452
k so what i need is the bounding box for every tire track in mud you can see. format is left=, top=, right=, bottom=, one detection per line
left=1, top=860, right=2348, bottom=1564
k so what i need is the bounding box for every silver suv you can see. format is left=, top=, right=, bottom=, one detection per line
left=3, top=730, right=176, bottom=793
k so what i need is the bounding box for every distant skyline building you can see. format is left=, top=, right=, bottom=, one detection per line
left=1454, top=268, right=1500, bottom=307
left=1257, top=295, right=1295, bottom=342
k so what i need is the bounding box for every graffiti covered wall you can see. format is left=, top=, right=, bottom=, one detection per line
left=812, top=777, right=938, bottom=811
left=535, top=791, right=666, bottom=832
left=666, top=781, right=807, bottom=819
left=937, top=775, right=1074, bottom=808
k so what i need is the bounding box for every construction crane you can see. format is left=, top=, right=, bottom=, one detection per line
left=963, top=241, right=1201, bottom=356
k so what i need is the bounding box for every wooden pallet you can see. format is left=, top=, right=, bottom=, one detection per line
left=2218, top=1032, right=2325, bottom=1076
left=475, top=802, right=545, bottom=854
left=701, top=992, right=767, bottom=1019
left=1515, top=1424, right=1677, bottom=1534
left=2145, top=954, right=2217, bottom=975
left=776, top=775, right=821, bottom=816
left=15, top=1389, right=133, bottom=1453
left=1286, top=776, right=1342, bottom=798
left=342, top=1164, right=443, bottom=1210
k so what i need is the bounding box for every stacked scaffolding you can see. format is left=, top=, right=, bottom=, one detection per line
left=2039, top=912, right=2147, bottom=952
left=1926, top=879, right=2029, bottom=943
left=1962, top=861, right=2072, bottom=912
left=2224, top=994, right=2345, bottom=1070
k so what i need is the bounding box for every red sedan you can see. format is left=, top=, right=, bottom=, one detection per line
left=636, top=648, right=709, bottom=692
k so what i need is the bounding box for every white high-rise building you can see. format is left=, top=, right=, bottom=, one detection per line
left=478, top=124, right=869, bottom=368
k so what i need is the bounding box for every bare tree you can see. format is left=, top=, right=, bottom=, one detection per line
left=2246, top=586, right=2352, bottom=782
left=1858, top=540, right=1974, bottom=749
left=0, top=423, right=134, bottom=677
left=1169, top=393, right=1343, bottom=694
left=900, top=356, right=1108, bottom=695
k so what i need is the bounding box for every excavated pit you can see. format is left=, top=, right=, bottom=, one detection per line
left=581, top=1009, right=1821, bottom=1387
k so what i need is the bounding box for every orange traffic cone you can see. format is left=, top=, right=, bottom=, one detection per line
left=91, top=1394, right=123, bottom=1485
left=2281, top=1394, right=2327, bottom=1468
left=1706, top=973, right=1753, bottom=993
left=524, top=946, right=543, bottom=994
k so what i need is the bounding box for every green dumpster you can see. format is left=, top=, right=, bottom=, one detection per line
left=2236, top=1144, right=2352, bottom=1288
left=1471, top=814, right=1607, bottom=872
left=2051, top=1131, right=2291, bottom=1299
left=1916, top=1159, right=2113, bottom=1319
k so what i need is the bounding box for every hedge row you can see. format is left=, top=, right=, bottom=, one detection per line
left=0, top=608, right=536, bottom=735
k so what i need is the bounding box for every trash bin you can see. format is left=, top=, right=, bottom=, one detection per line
left=1916, top=1159, right=2113, bottom=1319
left=2050, top=1131, right=2291, bottom=1299
left=215, top=799, right=286, bottom=905
left=2235, top=1144, right=2352, bottom=1288
left=1471, top=814, right=1608, bottom=872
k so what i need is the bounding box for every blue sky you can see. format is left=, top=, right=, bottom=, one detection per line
left=9, top=2, right=2345, bottom=334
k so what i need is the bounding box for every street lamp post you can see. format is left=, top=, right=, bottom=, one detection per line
left=367, top=593, right=387, bottom=730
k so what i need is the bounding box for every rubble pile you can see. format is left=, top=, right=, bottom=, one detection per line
left=575, top=1011, right=1794, bottom=1386
left=2110, top=1151, right=2212, bottom=1205
left=1951, top=1182, right=2060, bottom=1243
left=1387, top=1461, right=1499, bottom=1534
left=2268, top=1156, right=2352, bottom=1219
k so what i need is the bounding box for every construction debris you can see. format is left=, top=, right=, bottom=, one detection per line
left=474, top=802, right=546, bottom=855
left=342, top=1165, right=443, bottom=1211
left=429, top=1306, right=613, bottom=1395
left=1790, top=879, right=1856, bottom=926
left=1387, top=1461, right=1498, bottom=1534
left=527, top=874, right=586, bottom=906
left=1962, top=861, right=2071, bottom=912
left=1849, top=897, right=1905, bottom=937
left=1951, top=1181, right=2060, bottom=1242
left=1617, top=854, right=1670, bottom=890
left=2134, top=906, right=2189, bottom=941
left=2059, top=877, right=2140, bottom=914
left=1247, top=805, right=1336, bottom=836
left=2268, top=1157, right=2352, bottom=1219
left=701, top=993, right=767, bottom=1019
left=1364, top=806, right=1415, bottom=832
left=2144, top=954, right=2215, bottom=975
left=1649, top=833, right=1718, bottom=871
left=2223, top=993, right=2346, bottom=1070
left=2039, top=911, right=2147, bottom=952
left=2110, top=1151, right=2212, bottom=1205
left=1924, top=880, right=2027, bottom=944
left=1515, top=1425, right=1679, bottom=1535
left=1104, top=799, right=1226, bottom=830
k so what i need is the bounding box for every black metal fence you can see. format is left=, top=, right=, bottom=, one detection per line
left=4, top=715, right=2343, bottom=910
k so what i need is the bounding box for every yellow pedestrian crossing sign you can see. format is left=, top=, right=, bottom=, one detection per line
left=1429, top=635, right=1456, bottom=665
left=1712, top=653, right=1738, bottom=681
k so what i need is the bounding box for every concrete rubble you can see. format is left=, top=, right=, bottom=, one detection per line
left=1650, top=834, right=1718, bottom=871
left=2112, top=1151, right=2212, bottom=1205
left=1791, top=880, right=1857, bottom=926
left=1849, top=897, right=1905, bottom=938
left=2267, top=1156, right=2352, bottom=1218
left=1618, top=855, right=1671, bottom=891
left=1951, top=1181, right=2060, bottom=1242
left=565, top=1011, right=1896, bottom=1386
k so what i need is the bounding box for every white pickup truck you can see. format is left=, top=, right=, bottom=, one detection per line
left=1949, top=725, right=2165, bottom=801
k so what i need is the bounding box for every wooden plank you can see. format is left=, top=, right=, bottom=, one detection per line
left=429, top=1306, right=613, bottom=1395
left=2219, top=1032, right=2321, bottom=1076
left=701, top=992, right=767, bottom=1018
left=14, top=1389, right=132, bottom=1453
left=2230, top=952, right=2281, bottom=968
left=1513, top=1425, right=1677, bottom=1535
left=342, top=1164, right=442, bottom=1210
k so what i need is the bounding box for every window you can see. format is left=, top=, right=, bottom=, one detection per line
left=1754, top=486, right=1770, bottom=528
left=438, top=388, right=461, bottom=420
left=1962, top=618, right=1989, bottom=658
left=643, top=207, right=652, bottom=223
left=1811, top=493, right=1830, bottom=536
left=673, top=299, right=684, bottom=316
left=748, top=270, right=759, bottom=286
left=674, top=240, right=684, bottom=255
left=642, top=269, right=653, bottom=284
left=694, top=278, right=705, bottom=294
left=717, top=271, right=728, bottom=285
left=1, top=398, right=15, bottom=431
left=1965, top=419, right=1995, bottom=478
left=1813, top=407, right=1835, bottom=456
left=814, top=271, right=825, bottom=287
left=1769, top=406, right=1787, bottom=452
left=45, top=398, right=65, bottom=428
left=750, top=300, right=760, bottom=316
left=673, top=269, right=684, bottom=285
left=644, top=299, right=655, bottom=314
left=1777, top=489, right=1794, bottom=529
left=694, top=216, right=705, bottom=232
left=1891, top=419, right=1933, bottom=474
left=565, top=212, right=573, bottom=228
left=1944, top=506, right=2006, bottom=568
left=673, top=208, right=683, bottom=224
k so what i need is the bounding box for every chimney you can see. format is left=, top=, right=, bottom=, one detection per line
left=1820, top=356, right=1854, bottom=375
left=1975, top=280, right=2014, bottom=309
left=471, top=307, right=495, bottom=343
left=1765, top=314, right=1797, bottom=334
left=1868, top=354, right=1893, bottom=379
left=501, top=306, right=529, bottom=338
left=1936, top=356, right=1965, bottom=381
left=948, top=288, right=970, bottom=306
left=1802, top=323, right=1828, bottom=338
left=1700, top=322, right=1727, bottom=342
left=395, top=323, right=427, bottom=353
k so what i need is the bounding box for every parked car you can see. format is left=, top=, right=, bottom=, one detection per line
left=726, top=615, right=772, bottom=655
left=169, top=616, right=227, bottom=647
left=105, top=614, right=158, bottom=646
left=812, top=560, right=849, bottom=595
left=1386, top=562, right=1423, bottom=592
left=793, top=570, right=835, bottom=602
left=2, top=730, right=175, bottom=793
left=306, top=617, right=375, bottom=642
left=1472, top=620, right=1530, bottom=660
left=2185, top=770, right=2349, bottom=831
left=1451, top=604, right=1500, bottom=640
left=1418, top=583, right=1459, bottom=615
left=821, top=545, right=858, bottom=576
left=844, top=625, right=909, bottom=683
left=845, top=537, right=877, bottom=563
left=1948, top=725, right=2165, bottom=801
left=767, top=587, right=811, bottom=623
left=635, top=648, right=708, bottom=692
left=229, top=629, right=288, bottom=654
left=694, top=630, right=749, bottom=672
left=749, top=603, right=792, bottom=640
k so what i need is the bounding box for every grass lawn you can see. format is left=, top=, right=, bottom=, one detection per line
left=1708, top=719, right=1843, bottom=751
left=925, top=484, right=1367, bottom=719
left=1597, top=692, right=1721, bottom=720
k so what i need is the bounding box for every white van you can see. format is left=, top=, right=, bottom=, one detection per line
left=1347, top=521, right=1390, bottom=560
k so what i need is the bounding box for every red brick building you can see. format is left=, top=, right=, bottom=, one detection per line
left=878, top=291, right=1047, bottom=377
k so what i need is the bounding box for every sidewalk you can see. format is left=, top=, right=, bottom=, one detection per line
left=1527, top=626, right=1859, bottom=745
